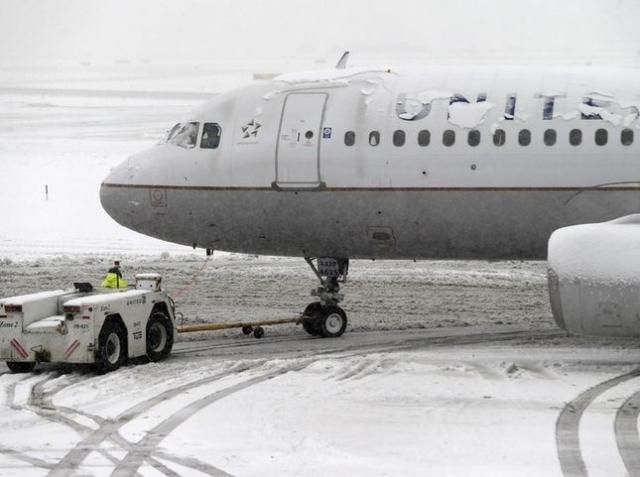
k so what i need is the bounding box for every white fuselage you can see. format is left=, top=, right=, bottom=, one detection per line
left=100, top=65, right=640, bottom=259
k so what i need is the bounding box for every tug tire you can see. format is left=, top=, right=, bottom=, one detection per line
left=146, top=312, right=174, bottom=362
left=6, top=361, right=36, bottom=373
left=96, top=320, right=127, bottom=373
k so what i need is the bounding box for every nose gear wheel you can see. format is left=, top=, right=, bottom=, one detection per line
left=302, top=304, right=348, bottom=338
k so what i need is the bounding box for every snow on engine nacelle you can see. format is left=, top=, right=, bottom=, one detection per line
left=548, top=215, right=640, bottom=337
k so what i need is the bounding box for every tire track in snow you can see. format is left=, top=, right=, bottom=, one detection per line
left=26, top=375, right=144, bottom=472
left=34, top=375, right=227, bottom=477
left=174, top=328, right=565, bottom=360
left=48, top=364, right=253, bottom=477
left=4, top=373, right=32, bottom=411
left=0, top=373, right=82, bottom=472
left=139, top=456, right=180, bottom=477
left=388, top=329, right=563, bottom=352
left=332, top=358, right=378, bottom=381
left=615, top=390, right=640, bottom=477
left=112, top=362, right=310, bottom=477
left=2, top=370, right=202, bottom=477
left=2, top=328, right=562, bottom=475
left=154, top=450, right=238, bottom=477
left=0, top=445, right=54, bottom=470
left=29, top=374, right=97, bottom=437
left=172, top=335, right=300, bottom=356
left=556, top=368, right=640, bottom=477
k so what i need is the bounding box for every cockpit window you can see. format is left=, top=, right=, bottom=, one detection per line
left=169, top=122, right=200, bottom=148
left=166, top=123, right=181, bottom=142
left=201, top=123, right=221, bottom=149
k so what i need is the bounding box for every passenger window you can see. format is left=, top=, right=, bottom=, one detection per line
left=369, top=131, right=380, bottom=146
left=493, top=129, right=506, bottom=146
left=443, top=130, right=456, bottom=147
left=200, top=123, right=221, bottom=149
left=418, top=130, right=431, bottom=147
left=544, top=129, right=557, bottom=146
left=569, top=129, right=582, bottom=146
left=344, top=131, right=356, bottom=147
left=393, top=130, right=406, bottom=147
left=468, top=130, right=481, bottom=147
left=622, top=128, right=634, bottom=146
left=595, top=129, right=608, bottom=146
left=519, top=129, right=531, bottom=146
left=169, top=122, right=200, bottom=149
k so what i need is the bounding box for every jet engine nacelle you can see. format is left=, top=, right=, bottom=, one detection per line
left=548, top=215, right=640, bottom=337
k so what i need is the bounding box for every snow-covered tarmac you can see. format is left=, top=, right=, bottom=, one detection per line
left=1, top=257, right=640, bottom=476
left=0, top=325, right=640, bottom=477
left=2, top=66, right=640, bottom=475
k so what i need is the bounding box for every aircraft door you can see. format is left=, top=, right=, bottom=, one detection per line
left=274, top=93, right=327, bottom=190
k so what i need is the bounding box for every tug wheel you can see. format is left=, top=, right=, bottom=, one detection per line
left=146, top=312, right=174, bottom=362
left=242, top=326, right=253, bottom=335
left=6, top=361, right=36, bottom=373
left=253, top=326, right=265, bottom=339
left=96, top=320, right=127, bottom=373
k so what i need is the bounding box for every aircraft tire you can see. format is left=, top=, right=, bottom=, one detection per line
left=320, top=306, right=347, bottom=338
left=302, top=319, right=322, bottom=336
left=302, top=303, right=323, bottom=336
left=6, top=361, right=36, bottom=373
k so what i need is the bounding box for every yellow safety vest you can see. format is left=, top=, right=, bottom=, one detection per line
left=101, top=272, right=128, bottom=289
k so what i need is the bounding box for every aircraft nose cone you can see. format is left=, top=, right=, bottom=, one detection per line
left=100, top=158, right=132, bottom=228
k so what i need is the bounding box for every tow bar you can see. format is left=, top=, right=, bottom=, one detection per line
left=177, top=315, right=303, bottom=339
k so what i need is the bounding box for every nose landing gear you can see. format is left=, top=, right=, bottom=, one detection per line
left=301, top=258, right=349, bottom=338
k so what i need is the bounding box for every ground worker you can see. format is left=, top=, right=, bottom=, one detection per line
left=101, top=260, right=128, bottom=288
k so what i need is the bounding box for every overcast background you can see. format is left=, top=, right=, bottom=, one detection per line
left=1, top=0, right=640, bottom=69
left=1, top=0, right=640, bottom=260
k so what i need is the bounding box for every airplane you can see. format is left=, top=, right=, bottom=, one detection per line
left=100, top=53, right=640, bottom=339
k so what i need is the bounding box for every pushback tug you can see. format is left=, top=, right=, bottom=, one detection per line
left=0, top=274, right=175, bottom=373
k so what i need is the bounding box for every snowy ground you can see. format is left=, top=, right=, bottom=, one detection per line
left=1, top=256, right=640, bottom=477
left=2, top=66, right=640, bottom=476
left=0, top=323, right=639, bottom=477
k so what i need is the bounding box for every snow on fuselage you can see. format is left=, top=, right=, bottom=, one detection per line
left=100, top=65, right=640, bottom=259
